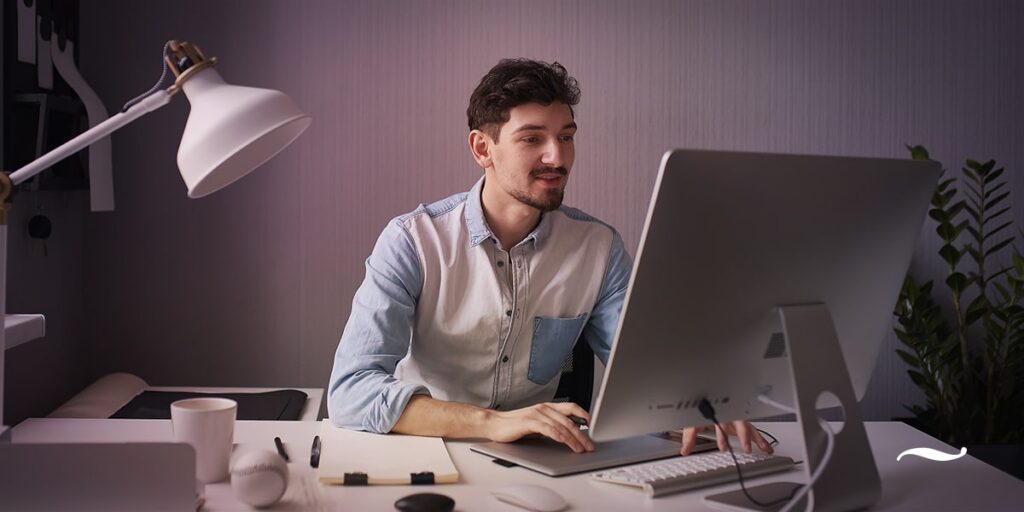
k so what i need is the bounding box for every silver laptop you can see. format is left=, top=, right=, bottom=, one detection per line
left=470, top=430, right=717, bottom=476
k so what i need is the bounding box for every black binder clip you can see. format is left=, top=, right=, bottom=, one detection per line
left=310, top=435, right=321, bottom=468
left=410, top=472, right=436, bottom=485
left=343, top=472, right=369, bottom=485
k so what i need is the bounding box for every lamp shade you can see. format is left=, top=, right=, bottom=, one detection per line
left=176, top=67, right=311, bottom=198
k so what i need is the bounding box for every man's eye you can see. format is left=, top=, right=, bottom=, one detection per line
left=560, top=135, right=575, bottom=142
left=522, top=136, right=539, bottom=144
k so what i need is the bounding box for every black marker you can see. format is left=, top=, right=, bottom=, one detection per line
left=569, top=415, right=589, bottom=427
left=310, top=435, right=321, bottom=468
left=274, top=436, right=290, bottom=462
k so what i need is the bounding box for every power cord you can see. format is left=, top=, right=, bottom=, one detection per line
left=756, top=427, right=780, bottom=448
left=696, top=398, right=799, bottom=509
left=753, top=395, right=837, bottom=512
left=121, top=41, right=174, bottom=112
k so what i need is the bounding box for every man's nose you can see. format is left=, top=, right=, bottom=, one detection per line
left=541, top=141, right=564, bottom=167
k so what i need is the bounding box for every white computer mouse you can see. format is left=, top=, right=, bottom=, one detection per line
left=491, top=484, right=568, bottom=512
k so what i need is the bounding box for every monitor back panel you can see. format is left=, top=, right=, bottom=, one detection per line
left=590, top=149, right=939, bottom=441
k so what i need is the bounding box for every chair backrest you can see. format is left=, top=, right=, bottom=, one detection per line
left=553, top=340, right=595, bottom=411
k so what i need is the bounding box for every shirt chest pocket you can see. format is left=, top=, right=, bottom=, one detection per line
left=527, top=313, right=589, bottom=385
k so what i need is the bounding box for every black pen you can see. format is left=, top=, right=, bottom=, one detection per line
left=274, top=436, right=290, bottom=462
left=310, top=435, right=321, bottom=468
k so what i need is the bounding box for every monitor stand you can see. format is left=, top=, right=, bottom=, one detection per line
left=705, top=304, right=881, bottom=512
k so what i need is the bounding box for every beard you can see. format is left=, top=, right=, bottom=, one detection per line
left=513, top=188, right=564, bottom=212
left=510, top=167, right=568, bottom=212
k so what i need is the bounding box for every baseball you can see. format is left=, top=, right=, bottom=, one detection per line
left=230, top=449, right=290, bottom=508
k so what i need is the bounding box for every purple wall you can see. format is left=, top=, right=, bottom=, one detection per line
left=7, top=0, right=1023, bottom=423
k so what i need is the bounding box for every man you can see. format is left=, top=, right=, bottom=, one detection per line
left=328, top=58, right=772, bottom=456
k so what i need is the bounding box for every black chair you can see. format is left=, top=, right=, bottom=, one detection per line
left=553, top=339, right=595, bottom=412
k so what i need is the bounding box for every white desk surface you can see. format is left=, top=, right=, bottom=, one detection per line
left=11, top=419, right=1023, bottom=511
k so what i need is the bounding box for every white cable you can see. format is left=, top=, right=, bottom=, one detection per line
left=780, top=417, right=833, bottom=512
left=757, top=394, right=796, bottom=413
left=121, top=40, right=174, bottom=112
left=757, top=395, right=836, bottom=512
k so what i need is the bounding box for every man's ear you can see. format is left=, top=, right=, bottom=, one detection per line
left=468, top=130, right=493, bottom=169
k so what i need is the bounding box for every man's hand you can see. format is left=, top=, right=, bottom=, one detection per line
left=680, top=420, right=773, bottom=456
left=486, top=402, right=595, bottom=453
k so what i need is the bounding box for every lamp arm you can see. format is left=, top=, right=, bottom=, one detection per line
left=8, top=90, right=173, bottom=187
left=1, top=91, right=172, bottom=433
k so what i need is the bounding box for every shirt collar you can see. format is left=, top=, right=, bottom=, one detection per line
left=465, top=177, right=493, bottom=247
left=465, top=176, right=555, bottom=249
left=526, top=208, right=553, bottom=250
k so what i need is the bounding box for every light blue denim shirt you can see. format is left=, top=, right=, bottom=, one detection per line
left=328, top=177, right=632, bottom=433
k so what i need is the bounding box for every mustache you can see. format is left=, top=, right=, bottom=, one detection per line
left=530, top=167, right=568, bottom=177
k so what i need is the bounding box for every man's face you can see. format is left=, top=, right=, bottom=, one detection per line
left=486, top=102, right=576, bottom=212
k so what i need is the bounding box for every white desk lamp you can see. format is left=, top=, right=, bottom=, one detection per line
left=0, top=40, right=309, bottom=510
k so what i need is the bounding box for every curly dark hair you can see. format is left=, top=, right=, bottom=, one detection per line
left=467, top=58, right=580, bottom=142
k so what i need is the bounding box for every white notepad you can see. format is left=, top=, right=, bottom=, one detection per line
left=317, top=420, right=459, bottom=485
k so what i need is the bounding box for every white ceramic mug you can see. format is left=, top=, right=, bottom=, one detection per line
left=171, top=398, right=237, bottom=483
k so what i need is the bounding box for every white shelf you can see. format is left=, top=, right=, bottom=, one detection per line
left=3, top=314, right=46, bottom=350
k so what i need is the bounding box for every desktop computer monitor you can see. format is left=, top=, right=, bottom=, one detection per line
left=588, top=149, right=939, bottom=509
left=590, top=149, right=938, bottom=439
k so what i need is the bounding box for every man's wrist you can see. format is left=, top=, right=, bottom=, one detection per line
left=393, top=395, right=506, bottom=439
left=472, top=407, right=498, bottom=438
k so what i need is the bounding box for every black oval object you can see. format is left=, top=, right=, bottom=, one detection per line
left=28, top=214, right=52, bottom=240
left=394, top=492, right=455, bottom=512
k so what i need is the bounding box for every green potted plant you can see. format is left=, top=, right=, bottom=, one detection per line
left=894, top=145, right=1024, bottom=478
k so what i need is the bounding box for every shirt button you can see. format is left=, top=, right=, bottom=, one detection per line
left=497, top=260, right=504, bottom=267
left=505, top=310, right=512, bottom=317
left=502, top=356, right=509, bottom=363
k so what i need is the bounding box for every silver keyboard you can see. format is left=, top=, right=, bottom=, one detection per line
left=591, top=451, right=795, bottom=497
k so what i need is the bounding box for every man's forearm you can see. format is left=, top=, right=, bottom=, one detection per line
left=390, top=395, right=494, bottom=438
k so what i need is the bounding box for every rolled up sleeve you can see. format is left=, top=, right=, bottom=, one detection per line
left=328, top=219, right=430, bottom=433
left=583, top=230, right=632, bottom=365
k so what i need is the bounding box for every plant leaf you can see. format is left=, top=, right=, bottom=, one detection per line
left=983, top=181, right=1007, bottom=200
left=983, top=212, right=1012, bottom=231
left=1013, top=254, right=1024, bottom=275
left=896, top=349, right=921, bottom=368
left=993, top=281, right=1011, bottom=300
left=929, top=209, right=950, bottom=223
left=962, top=183, right=981, bottom=204
left=984, top=167, right=1005, bottom=184
left=946, top=272, right=969, bottom=294
left=989, top=237, right=1014, bottom=256
left=937, top=223, right=959, bottom=241
left=987, top=191, right=1010, bottom=210
left=908, top=370, right=931, bottom=390
left=948, top=201, right=967, bottom=219
left=965, top=244, right=981, bottom=264
left=939, top=244, right=963, bottom=266
left=965, top=299, right=988, bottom=325
left=986, top=267, right=1013, bottom=285
left=965, top=203, right=980, bottom=223
left=984, top=224, right=1013, bottom=243
left=954, top=220, right=970, bottom=237
left=967, top=226, right=982, bottom=245
left=907, top=145, right=931, bottom=160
